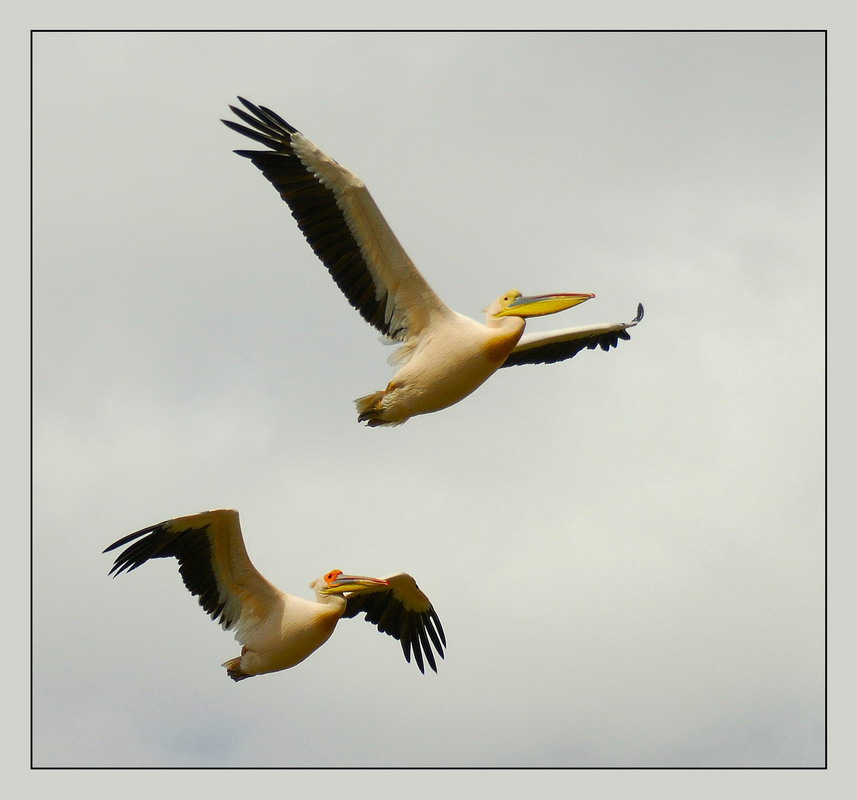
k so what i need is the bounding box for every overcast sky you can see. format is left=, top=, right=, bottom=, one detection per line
left=31, top=30, right=825, bottom=777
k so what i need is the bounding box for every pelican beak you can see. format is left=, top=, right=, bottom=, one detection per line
left=496, top=292, right=595, bottom=318
left=321, top=573, right=389, bottom=595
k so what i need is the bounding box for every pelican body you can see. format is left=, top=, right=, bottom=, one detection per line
left=104, top=509, right=445, bottom=679
left=362, top=292, right=591, bottom=425
left=223, top=98, right=643, bottom=426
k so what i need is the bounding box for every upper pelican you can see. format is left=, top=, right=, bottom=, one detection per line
left=223, top=97, right=644, bottom=426
left=104, top=509, right=445, bottom=679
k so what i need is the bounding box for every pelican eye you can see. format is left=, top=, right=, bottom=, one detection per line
left=324, top=569, right=343, bottom=584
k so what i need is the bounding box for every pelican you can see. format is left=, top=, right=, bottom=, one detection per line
left=104, top=509, right=445, bottom=679
left=223, top=97, right=644, bottom=426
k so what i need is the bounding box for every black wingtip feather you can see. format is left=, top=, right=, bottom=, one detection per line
left=417, top=624, right=436, bottom=673
left=410, top=627, right=426, bottom=674
left=221, top=118, right=284, bottom=151
left=223, top=98, right=399, bottom=340
left=344, top=587, right=444, bottom=674
left=425, top=615, right=446, bottom=656
left=104, top=521, right=234, bottom=628
left=102, top=524, right=153, bottom=555
left=431, top=609, right=447, bottom=646
left=257, top=104, right=299, bottom=134
left=500, top=299, right=645, bottom=368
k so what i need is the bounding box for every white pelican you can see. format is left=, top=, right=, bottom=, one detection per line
left=104, top=509, right=445, bottom=679
left=223, top=97, right=644, bottom=426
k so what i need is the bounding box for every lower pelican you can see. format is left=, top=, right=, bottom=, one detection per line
left=104, top=509, right=445, bottom=679
left=223, top=98, right=644, bottom=426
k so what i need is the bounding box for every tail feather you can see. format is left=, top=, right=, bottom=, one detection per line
left=222, top=656, right=252, bottom=682
left=355, top=391, right=388, bottom=427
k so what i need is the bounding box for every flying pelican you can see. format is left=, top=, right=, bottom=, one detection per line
left=104, top=509, right=445, bottom=679
left=223, top=97, right=644, bottom=426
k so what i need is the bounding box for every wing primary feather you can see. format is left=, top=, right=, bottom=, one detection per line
left=222, top=122, right=282, bottom=152
left=104, top=521, right=234, bottom=629
left=416, top=623, right=437, bottom=673
left=226, top=106, right=283, bottom=139
left=103, top=524, right=158, bottom=562
left=401, top=628, right=413, bottom=665
left=409, top=625, right=426, bottom=674
left=501, top=302, right=645, bottom=368
left=430, top=608, right=447, bottom=647
left=256, top=103, right=299, bottom=133
left=236, top=96, right=299, bottom=136
left=222, top=97, right=404, bottom=339
left=424, top=613, right=446, bottom=656
left=344, top=581, right=446, bottom=672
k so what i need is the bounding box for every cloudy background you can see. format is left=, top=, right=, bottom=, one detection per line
left=31, top=32, right=824, bottom=770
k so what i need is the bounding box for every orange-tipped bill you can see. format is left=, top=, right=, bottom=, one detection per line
left=321, top=570, right=389, bottom=595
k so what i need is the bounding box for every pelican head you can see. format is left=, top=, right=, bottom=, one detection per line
left=316, top=569, right=390, bottom=595
left=486, top=289, right=595, bottom=320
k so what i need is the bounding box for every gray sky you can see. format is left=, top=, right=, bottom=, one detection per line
left=31, top=31, right=825, bottom=774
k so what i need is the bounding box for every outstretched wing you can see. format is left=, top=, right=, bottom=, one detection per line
left=104, top=509, right=282, bottom=641
left=342, top=572, right=446, bottom=674
left=222, top=97, right=450, bottom=341
left=501, top=303, right=644, bottom=367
